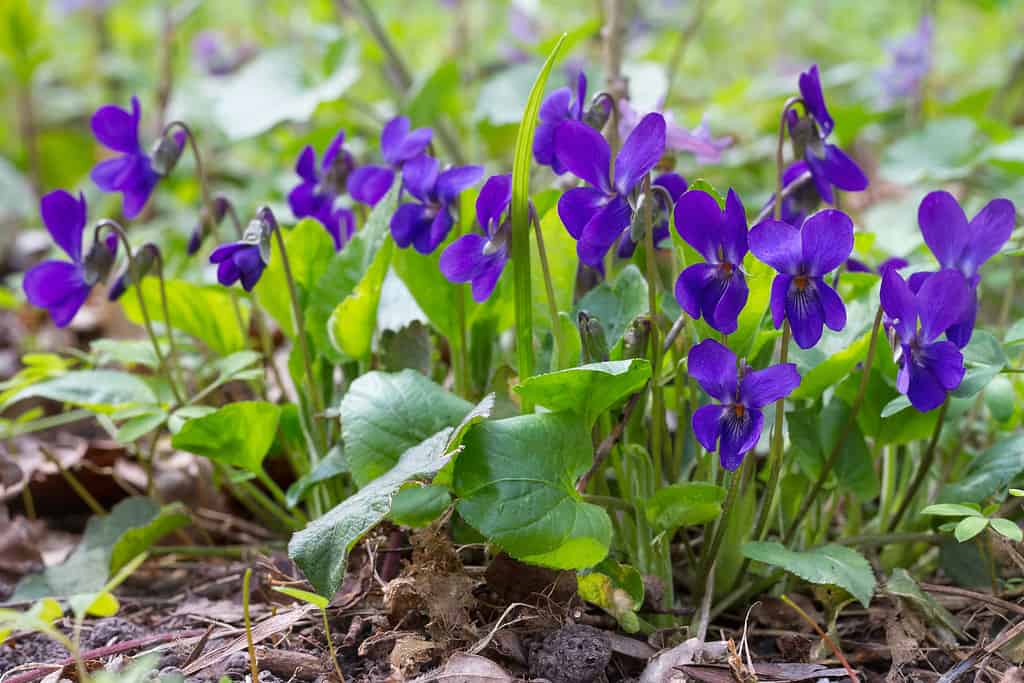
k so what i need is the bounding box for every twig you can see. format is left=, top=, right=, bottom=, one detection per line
left=780, top=595, right=860, bottom=683
left=937, top=616, right=1024, bottom=683
left=886, top=398, right=950, bottom=532
left=921, top=583, right=1024, bottom=617
left=38, top=446, right=106, bottom=516
left=576, top=392, right=643, bottom=493
left=243, top=568, right=259, bottom=683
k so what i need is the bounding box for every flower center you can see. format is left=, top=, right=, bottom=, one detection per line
left=793, top=275, right=810, bottom=290
left=732, top=403, right=746, bottom=418
left=719, top=262, right=734, bottom=277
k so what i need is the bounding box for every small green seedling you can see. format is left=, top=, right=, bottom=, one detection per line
left=273, top=585, right=345, bottom=682
left=921, top=503, right=1023, bottom=543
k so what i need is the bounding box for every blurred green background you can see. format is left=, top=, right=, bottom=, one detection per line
left=1, top=0, right=1022, bottom=279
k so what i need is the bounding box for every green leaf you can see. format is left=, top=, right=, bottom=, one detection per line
left=984, top=375, right=1016, bottom=422
left=329, top=238, right=394, bottom=360
left=514, top=359, right=651, bottom=425
left=285, top=445, right=349, bottom=508
left=574, top=265, right=649, bottom=347
left=122, top=279, right=250, bottom=357
left=741, top=542, right=875, bottom=607
left=577, top=558, right=645, bottom=633
left=289, top=429, right=454, bottom=597
left=938, top=434, right=1024, bottom=504
left=1005, top=318, right=1024, bottom=346
left=510, top=33, right=568, bottom=386
left=885, top=569, right=963, bottom=636
left=789, top=398, right=878, bottom=500
left=880, top=118, right=982, bottom=184
left=13, top=498, right=183, bottom=600
left=307, top=189, right=398, bottom=360
left=114, top=409, right=167, bottom=443
left=531, top=207, right=578, bottom=331
left=5, top=370, right=156, bottom=412
left=109, top=503, right=190, bottom=574
left=69, top=592, right=119, bottom=619
left=90, top=339, right=159, bottom=369
left=212, top=46, right=359, bottom=140
left=341, top=370, right=473, bottom=487
left=644, top=482, right=726, bottom=533
left=255, top=219, right=335, bottom=338
left=171, top=401, right=282, bottom=474
left=390, top=484, right=452, bottom=528
left=729, top=254, right=773, bottom=359
left=921, top=503, right=984, bottom=517
left=454, top=412, right=611, bottom=569
left=955, top=331, right=1009, bottom=398
left=991, top=518, right=1023, bottom=542
left=790, top=300, right=876, bottom=400
left=273, top=586, right=329, bottom=610
left=954, top=516, right=989, bottom=542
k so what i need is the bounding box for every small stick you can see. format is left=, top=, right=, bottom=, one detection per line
left=243, top=568, right=259, bottom=681
left=780, top=594, right=860, bottom=683
left=38, top=446, right=106, bottom=516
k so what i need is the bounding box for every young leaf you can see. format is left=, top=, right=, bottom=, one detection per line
left=989, top=518, right=1023, bottom=542
left=577, top=558, right=645, bottom=633
left=453, top=412, right=611, bottom=569
left=514, top=359, right=651, bottom=425
left=954, top=516, right=989, bottom=543
left=390, top=484, right=453, bottom=528
left=273, top=586, right=329, bottom=610
left=4, top=370, right=157, bottom=413
left=921, top=503, right=984, bottom=517
left=741, top=542, right=875, bottom=607
left=171, top=401, right=282, bottom=474
left=328, top=238, right=394, bottom=360
left=644, top=482, right=726, bottom=533
left=255, top=218, right=335, bottom=338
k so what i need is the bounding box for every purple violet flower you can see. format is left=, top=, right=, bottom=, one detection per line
left=90, top=96, right=176, bottom=219
left=619, top=100, right=731, bottom=164
left=23, top=190, right=115, bottom=327
left=761, top=161, right=822, bottom=226
left=674, top=188, right=750, bottom=334
left=210, top=241, right=266, bottom=292
left=689, top=339, right=801, bottom=470
left=749, top=209, right=854, bottom=349
left=439, top=174, right=511, bottom=302
left=288, top=130, right=357, bottom=250
left=534, top=72, right=588, bottom=175
left=879, top=15, right=933, bottom=104
left=881, top=268, right=972, bottom=412
left=787, top=65, right=868, bottom=205
left=908, top=191, right=1016, bottom=348
left=390, top=155, right=484, bottom=254
left=616, top=172, right=687, bottom=259
left=555, top=112, right=667, bottom=267
left=347, top=116, right=433, bottom=207
left=846, top=256, right=909, bottom=274
left=192, top=30, right=257, bottom=77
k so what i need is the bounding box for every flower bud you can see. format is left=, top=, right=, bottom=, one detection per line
left=243, top=210, right=275, bottom=264
left=150, top=130, right=185, bottom=176
left=622, top=315, right=652, bottom=360
left=787, top=114, right=816, bottom=161
left=109, top=243, right=159, bottom=301
left=628, top=192, right=652, bottom=244
left=82, top=238, right=117, bottom=286
left=578, top=311, right=610, bottom=363
left=584, top=94, right=612, bottom=131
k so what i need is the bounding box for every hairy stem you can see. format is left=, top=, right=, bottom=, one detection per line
left=748, top=321, right=791, bottom=541
left=533, top=209, right=564, bottom=367
left=642, top=178, right=665, bottom=483
left=772, top=97, right=805, bottom=221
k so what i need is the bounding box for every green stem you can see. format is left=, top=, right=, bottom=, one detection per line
left=697, top=460, right=745, bottom=597
left=152, top=248, right=187, bottom=397
left=452, top=284, right=470, bottom=398
left=782, top=307, right=885, bottom=545
left=256, top=470, right=307, bottom=525
left=164, top=121, right=215, bottom=238
left=4, top=408, right=92, bottom=437
left=749, top=321, right=790, bottom=541
left=96, top=221, right=184, bottom=405
left=532, top=210, right=564, bottom=367
left=833, top=532, right=941, bottom=548
left=323, top=609, right=346, bottom=683
left=886, top=398, right=950, bottom=532
left=642, top=179, right=665, bottom=484
left=39, top=446, right=107, bottom=516
left=773, top=98, right=805, bottom=221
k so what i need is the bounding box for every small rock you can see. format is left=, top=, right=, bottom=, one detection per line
left=529, top=624, right=612, bottom=683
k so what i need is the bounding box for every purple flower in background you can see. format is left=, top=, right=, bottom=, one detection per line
left=348, top=117, right=433, bottom=206
left=440, top=174, right=511, bottom=302
left=787, top=65, right=868, bottom=205
left=556, top=112, right=667, bottom=267
left=689, top=339, right=800, bottom=470
left=881, top=268, right=972, bottom=411
left=762, top=161, right=822, bottom=226
left=879, top=15, right=933, bottom=104
left=390, top=156, right=483, bottom=254
left=910, top=191, right=1016, bottom=348
left=749, top=209, right=854, bottom=349
left=210, top=241, right=266, bottom=291
left=90, top=96, right=175, bottom=219
left=616, top=172, right=687, bottom=258
left=674, top=188, right=750, bottom=334
left=618, top=100, right=731, bottom=165
left=846, top=256, right=908, bottom=274
left=54, top=0, right=114, bottom=13
left=288, top=130, right=357, bottom=250
left=534, top=72, right=588, bottom=174
left=23, top=191, right=115, bottom=327
left=192, top=30, right=257, bottom=77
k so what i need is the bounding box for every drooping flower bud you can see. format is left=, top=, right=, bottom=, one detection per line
left=584, top=93, right=613, bottom=132
left=578, top=311, right=610, bottom=363
left=622, top=316, right=652, bottom=360
left=82, top=238, right=117, bottom=286
left=109, top=243, right=160, bottom=301
left=150, top=130, right=185, bottom=176
left=246, top=208, right=276, bottom=264
left=628, top=191, right=652, bottom=244
left=187, top=196, right=231, bottom=256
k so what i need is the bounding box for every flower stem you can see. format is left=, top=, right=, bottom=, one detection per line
left=747, top=321, right=791, bottom=543
left=96, top=220, right=184, bottom=405
left=773, top=97, right=805, bottom=221
left=164, top=121, right=215, bottom=237
left=151, top=248, right=187, bottom=397
left=782, top=307, right=885, bottom=545
left=697, top=459, right=746, bottom=599
left=886, top=397, right=950, bottom=532
left=642, top=178, right=665, bottom=483
left=267, top=210, right=327, bottom=451
left=532, top=208, right=564, bottom=368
